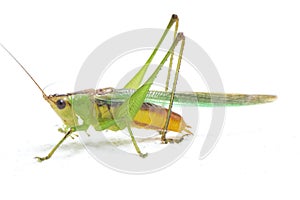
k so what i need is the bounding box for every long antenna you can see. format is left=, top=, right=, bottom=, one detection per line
left=1, top=43, right=48, bottom=98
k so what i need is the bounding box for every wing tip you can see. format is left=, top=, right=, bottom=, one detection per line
left=257, top=94, right=277, bottom=104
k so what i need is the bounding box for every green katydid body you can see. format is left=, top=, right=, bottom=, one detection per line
left=2, top=14, right=276, bottom=161
left=46, top=87, right=276, bottom=135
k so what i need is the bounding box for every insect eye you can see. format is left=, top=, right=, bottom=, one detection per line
left=56, top=99, right=66, bottom=109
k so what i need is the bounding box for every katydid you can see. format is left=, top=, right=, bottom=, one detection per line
left=1, top=14, right=276, bottom=161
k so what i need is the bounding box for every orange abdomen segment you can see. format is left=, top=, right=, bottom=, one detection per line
left=132, top=103, right=191, bottom=133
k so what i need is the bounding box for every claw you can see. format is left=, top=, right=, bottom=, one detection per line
left=139, top=153, right=148, bottom=158
left=166, top=137, right=184, bottom=144
left=161, top=134, right=189, bottom=144
left=34, top=156, right=49, bottom=162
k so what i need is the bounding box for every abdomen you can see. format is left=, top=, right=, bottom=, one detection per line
left=132, top=103, right=191, bottom=134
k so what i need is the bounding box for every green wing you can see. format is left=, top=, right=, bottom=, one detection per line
left=96, top=89, right=277, bottom=107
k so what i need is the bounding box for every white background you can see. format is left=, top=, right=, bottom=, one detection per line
left=0, top=0, right=299, bottom=199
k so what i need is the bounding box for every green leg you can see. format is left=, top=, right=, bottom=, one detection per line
left=165, top=16, right=179, bottom=92
left=124, top=14, right=179, bottom=89
left=114, top=32, right=186, bottom=130
left=35, top=128, right=75, bottom=162
left=161, top=34, right=186, bottom=143
left=127, top=125, right=148, bottom=158
left=113, top=33, right=185, bottom=156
